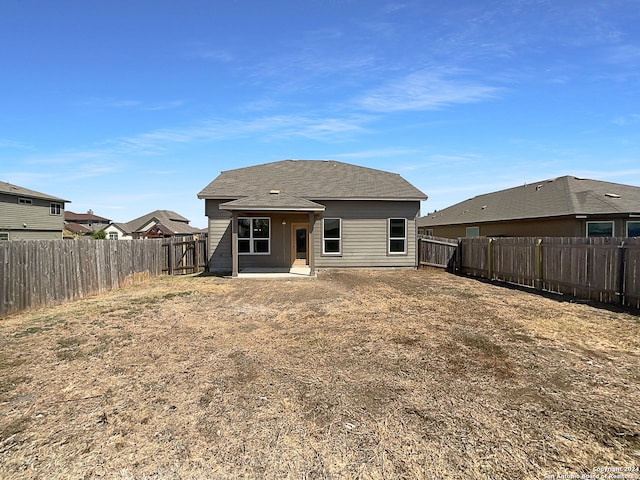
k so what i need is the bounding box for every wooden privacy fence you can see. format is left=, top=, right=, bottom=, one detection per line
left=162, top=235, right=208, bottom=275
left=418, top=236, right=458, bottom=269
left=1, top=239, right=164, bottom=317
left=419, top=236, right=640, bottom=309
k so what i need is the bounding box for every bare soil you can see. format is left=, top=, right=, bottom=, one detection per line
left=1, top=268, right=639, bottom=479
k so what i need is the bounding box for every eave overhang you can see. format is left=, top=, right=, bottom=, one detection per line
left=219, top=192, right=326, bottom=213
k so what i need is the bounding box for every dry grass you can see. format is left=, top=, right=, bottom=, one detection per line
left=1, top=268, right=639, bottom=479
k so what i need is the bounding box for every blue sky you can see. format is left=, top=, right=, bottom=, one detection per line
left=1, top=0, right=639, bottom=228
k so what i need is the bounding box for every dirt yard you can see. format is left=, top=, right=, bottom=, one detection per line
left=1, top=268, right=639, bottom=479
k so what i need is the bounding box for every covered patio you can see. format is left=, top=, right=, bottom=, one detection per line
left=219, top=191, right=325, bottom=278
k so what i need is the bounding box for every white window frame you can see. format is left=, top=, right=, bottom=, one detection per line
left=108, top=232, right=118, bottom=240
left=0, top=232, right=8, bottom=241
left=388, top=218, right=407, bottom=255
left=18, top=197, right=32, bottom=205
left=466, top=226, right=480, bottom=237
left=238, top=217, right=271, bottom=255
left=50, top=202, right=62, bottom=216
left=626, top=221, right=640, bottom=238
left=322, top=218, right=342, bottom=255
left=586, top=221, right=614, bottom=238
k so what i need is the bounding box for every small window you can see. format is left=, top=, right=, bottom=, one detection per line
left=425, top=228, right=434, bottom=236
left=50, top=202, right=62, bottom=216
left=18, top=197, right=32, bottom=205
left=626, top=221, right=640, bottom=238
left=108, top=232, right=118, bottom=240
left=466, top=226, right=480, bottom=237
left=389, top=218, right=407, bottom=254
left=586, top=221, right=614, bottom=237
left=238, top=217, right=270, bottom=254
left=0, top=232, right=8, bottom=241
left=323, top=218, right=341, bottom=255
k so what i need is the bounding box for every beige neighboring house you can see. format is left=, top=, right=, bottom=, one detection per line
left=0, top=181, right=69, bottom=240
left=418, top=176, right=640, bottom=239
left=197, top=159, right=427, bottom=276
left=103, top=210, right=201, bottom=240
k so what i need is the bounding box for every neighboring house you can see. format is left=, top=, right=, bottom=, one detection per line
left=197, top=159, right=427, bottom=276
left=418, top=175, right=640, bottom=239
left=64, top=210, right=112, bottom=238
left=102, top=222, right=131, bottom=240
left=103, top=210, right=201, bottom=240
left=63, top=222, right=92, bottom=239
left=0, top=181, right=70, bottom=240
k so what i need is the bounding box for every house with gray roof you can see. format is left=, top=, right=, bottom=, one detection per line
left=64, top=209, right=111, bottom=238
left=418, top=176, right=640, bottom=239
left=197, top=159, right=427, bottom=276
left=102, top=210, right=200, bottom=240
left=0, top=181, right=69, bottom=240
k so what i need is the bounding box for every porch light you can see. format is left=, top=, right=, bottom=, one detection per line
left=282, top=220, right=287, bottom=225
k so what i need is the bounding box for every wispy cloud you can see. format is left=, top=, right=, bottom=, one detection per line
left=0, top=138, right=32, bottom=149
left=356, top=69, right=500, bottom=112
left=108, top=113, right=374, bottom=154
left=612, top=114, right=640, bottom=126
left=80, top=98, right=184, bottom=111
left=183, top=42, right=234, bottom=62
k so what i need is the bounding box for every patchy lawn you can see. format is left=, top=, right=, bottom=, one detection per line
left=1, top=268, right=639, bottom=479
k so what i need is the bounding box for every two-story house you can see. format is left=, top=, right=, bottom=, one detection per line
left=0, top=181, right=70, bottom=240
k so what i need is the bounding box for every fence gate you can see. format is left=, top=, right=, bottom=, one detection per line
left=418, top=236, right=458, bottom=270
left=162, top=235, right=208, bottom=275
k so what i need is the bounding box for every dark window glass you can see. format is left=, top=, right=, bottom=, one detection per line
left=238, top=219, right=251, bottom=238
left=389, top=218, right=405, bottom=238
left=627, top=222, right=640, bottom=237
left=325, top=240, right=340, bottom=253
left=253, top=218, right=269, bottom=238
left=390, top=239, right=405, bottom=252
left=323, top=218, right=341, bottom=254
left=238, top=239, right=251, bottom=253
left=254, top=239, right=269, bottom=253
left=587, top=222, right=613, bottom=237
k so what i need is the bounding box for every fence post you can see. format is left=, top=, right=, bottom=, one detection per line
left=535, top=238, right=543, bottom=291
left=487, top=238, right=493, bottom=280
left=456, top=239, right=463, bottom=274
left=193, top=238, right=199, bottom=274
left=167, top=239, right=173, bottom=275
left=618, top=241, right=627, bottom=306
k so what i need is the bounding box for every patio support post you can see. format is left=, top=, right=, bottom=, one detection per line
left=308, top=212, right=315, bottom=276
left=231, top=211, right=238, bottom=278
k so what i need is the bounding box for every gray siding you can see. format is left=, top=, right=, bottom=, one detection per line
left=208, top=217, right=232, bottom=271
left=205, top=198, right=421, bottom=270
left=314, top=201, right=419, bottom=268
left=0, top=193, right=65, bottom=239
left=6, top=230, right=62, bottom=241
left=206, top=200, right=233, bottom=271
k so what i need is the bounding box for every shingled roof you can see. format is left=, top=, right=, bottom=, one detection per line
left=220, top=191, right=326, bottom=212
left=420, top=176, right=640, bottom=227
left=124, top=209, right=200, bottom=235
left=0, top=181, right=69, bottom=203
left=198, top=160, right=427, bottom=201
left=65, top=211, right=111, bottom=223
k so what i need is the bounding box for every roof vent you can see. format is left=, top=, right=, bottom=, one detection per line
left=535, top=184, right=543, bottom=191
left=270, top=189, right=280, bottom=195
left=481, top=205, right=487, bottom=210
left=605, top=193, right=620, bottom=198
